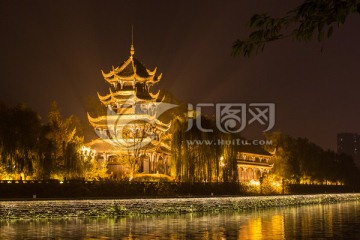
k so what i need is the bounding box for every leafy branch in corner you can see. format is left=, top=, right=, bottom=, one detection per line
left=232, top=0, right=360, bottom=56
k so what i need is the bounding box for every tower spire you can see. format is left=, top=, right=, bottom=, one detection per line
left=130, top=25, right=135, bottom=56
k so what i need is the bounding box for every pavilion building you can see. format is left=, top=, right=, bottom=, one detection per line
left=237, top=145, right=274, bottom=182
left=87, top=44, right=172, bottom=178
left=86, top=41, right=274, bottom=182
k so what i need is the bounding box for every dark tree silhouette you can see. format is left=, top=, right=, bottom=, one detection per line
left=265, top=131, right=360, bottom=185
left=233, top=0, right=360, bottom=56
left=0, top=104, right=41, bottom=178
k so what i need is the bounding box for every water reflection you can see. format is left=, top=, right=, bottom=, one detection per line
left=1, top=201, right=359, bottom=239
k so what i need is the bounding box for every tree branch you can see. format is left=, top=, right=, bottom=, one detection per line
left=233, top=0, right=360, bottom=57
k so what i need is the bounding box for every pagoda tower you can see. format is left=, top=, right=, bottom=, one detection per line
left=87, top=43, right=172, bottom=177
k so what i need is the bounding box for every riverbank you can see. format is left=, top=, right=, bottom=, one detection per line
left=1, top=181, right=356, bottom=198
left=1, top=193, right=360, bottom=219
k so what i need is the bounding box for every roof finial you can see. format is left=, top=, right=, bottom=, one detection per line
left=130, top=25, right=135, bottom=56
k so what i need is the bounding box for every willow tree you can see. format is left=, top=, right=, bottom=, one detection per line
left=171, top=114, right=224, bottom=182
left=221, top=133, right=239, bottom=183
left=170, top=118, right=184, bottom=180
left=0, top=104, right=41, bottom=179
left=233, top=0, right=360, bottom=56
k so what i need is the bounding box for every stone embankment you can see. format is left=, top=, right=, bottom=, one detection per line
left=1, top=193, right=359, bottom=219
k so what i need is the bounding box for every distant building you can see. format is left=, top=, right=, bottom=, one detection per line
left=337, top=133, right=360, bottom=168
left=237, top=146, right=274, bottom=182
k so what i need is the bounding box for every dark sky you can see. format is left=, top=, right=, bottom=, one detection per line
left=1, top=0, right=359, bottom=150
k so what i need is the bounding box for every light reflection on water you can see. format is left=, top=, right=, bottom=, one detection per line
left=1, top=201, right=360, bottom=239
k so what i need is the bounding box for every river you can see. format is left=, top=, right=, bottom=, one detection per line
left=1, top=200, right=359, bottom=239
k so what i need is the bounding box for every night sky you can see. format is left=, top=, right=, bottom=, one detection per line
left=1, top=0, right=359, bottom=150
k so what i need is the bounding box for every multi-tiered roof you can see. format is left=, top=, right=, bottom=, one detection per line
left=87, top=44, right=171, bottom=153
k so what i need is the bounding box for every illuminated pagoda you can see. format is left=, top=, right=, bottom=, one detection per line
left=87, top=42, right=172, bottom=179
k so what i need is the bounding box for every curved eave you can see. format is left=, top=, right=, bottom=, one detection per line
left=156, top=73, right=162, bottom=81
left=88, top=113, right=156, bottom=124
left=101, top=68, right=115, bottom=78
left=146, top=73, right=162, bottom=85
left=103, top=74, right=158, bottom=84
left=101, top=58, right=132, bottom=78
left=149, top=90, right=160, bottom=99
left=87, top=113, right=103, bottom=127
left=146, top=67, right=157, bottom=76
left=112, top=90, right=136, bottom=96
left=99, top=89, right=144, bottom=105
left=98, top=91, right=111, bottom=102
left=102, top=56, right=160, bottom=83
left=110, top=89, right=136, bottom=99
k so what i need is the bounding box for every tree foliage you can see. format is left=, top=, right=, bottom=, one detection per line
left=265, top=131, right=360, bottom=185
left=0, top=101, right=358, bottom=186
left=171, top=114, right=238, bottom=183
left=0, top=101, right=103, bottom=180
left=37, top=101, right=85, bottom=179
left=233, top=0, right=360, bottom=56
left=0, top=103, right=41, bottom=178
